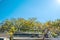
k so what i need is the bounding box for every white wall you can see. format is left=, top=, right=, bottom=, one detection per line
left=4, top=37, right=10, bottom=40
left=0, top=37, right=10, bottom=40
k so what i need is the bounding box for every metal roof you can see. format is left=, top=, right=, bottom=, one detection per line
left=14, top=31, right=42, bottom=34
left=0, top=33, right=10, bottom=37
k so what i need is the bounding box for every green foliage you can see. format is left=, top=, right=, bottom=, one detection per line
left=0, top=18, right=60, bottom=38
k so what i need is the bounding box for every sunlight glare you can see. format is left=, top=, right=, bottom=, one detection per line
left=56, top=0, right=60, bottom=4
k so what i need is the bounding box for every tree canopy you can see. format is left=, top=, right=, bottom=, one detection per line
left=0, top=18, right=60, bottom=37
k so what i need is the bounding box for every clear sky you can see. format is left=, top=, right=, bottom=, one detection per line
left=0, top=0, right=60, bottom=22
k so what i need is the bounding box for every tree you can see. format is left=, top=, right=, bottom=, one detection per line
left=0, top=18, right=60, bottom=38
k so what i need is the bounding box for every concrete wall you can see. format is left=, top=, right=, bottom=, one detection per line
left=13, top=37, right=60, bottom=40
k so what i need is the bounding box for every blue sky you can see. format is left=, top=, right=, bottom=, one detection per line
left=0, top=0, right=60, bottom=22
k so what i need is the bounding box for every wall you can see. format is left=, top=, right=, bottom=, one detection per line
left=0, top=37, right=10, bottom=40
